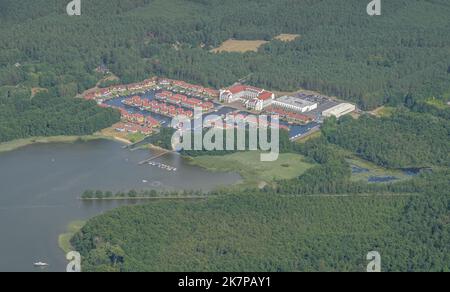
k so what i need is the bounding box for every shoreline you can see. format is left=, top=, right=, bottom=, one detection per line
left=0, top=133, right=132, bottom=154
left=79, top=196, right=208, bottom=201
left=58, top=220, right=86, bottom=254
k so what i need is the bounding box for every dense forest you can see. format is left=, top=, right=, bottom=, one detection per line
left=0, top=88, right=120, bottom=142
left=0, top=0, right=449, bottom=110
left=322, top=111, right=450, bottom=168
left=72, top=190, right=449, bottom=272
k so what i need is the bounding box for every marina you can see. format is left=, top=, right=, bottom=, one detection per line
left=148, top=161, right=177, bottom=172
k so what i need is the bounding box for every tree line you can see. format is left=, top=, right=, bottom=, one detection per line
left=0, top=88, right=120, bottom=142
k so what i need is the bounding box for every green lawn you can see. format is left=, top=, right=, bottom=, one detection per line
left=189, top=151, right=314, bottom=188
left=58, top=220, right=86, bottom=254
left=126, top=132, right=146, bottom=143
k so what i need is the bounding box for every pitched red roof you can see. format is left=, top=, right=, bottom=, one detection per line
left=258, top=91, right=273, bottom=101
left=228, top=85, right=247, bottom=94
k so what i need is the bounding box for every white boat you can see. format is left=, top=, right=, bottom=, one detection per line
left=34, top=262, right=49, bottom=267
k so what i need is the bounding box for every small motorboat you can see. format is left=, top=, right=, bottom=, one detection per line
left=33, top=262, right=49, bottom=268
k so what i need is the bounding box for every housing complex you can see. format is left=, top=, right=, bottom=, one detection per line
left=114, top=108, right=160, bottom=136
left=84, top=76, right=357, bottom=140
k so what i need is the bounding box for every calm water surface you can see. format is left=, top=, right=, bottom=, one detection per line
left=0, top=139, right=240, bottom=272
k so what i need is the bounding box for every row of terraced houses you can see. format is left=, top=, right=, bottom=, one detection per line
left=84, top=77, right=219, bottom=101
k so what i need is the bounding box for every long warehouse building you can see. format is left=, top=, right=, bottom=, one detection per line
left=271, top=96, right=318, bottom=113
left=322, top=103, right=356, bottom=118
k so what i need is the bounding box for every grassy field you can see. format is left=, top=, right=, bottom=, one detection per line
left=211, top=39, right=269, bottom=53
left=188, top=151, right=314, bottom=188
left=425, top=97, right=449, bottom=109
left=210, top=34, right=299, bottom=53
left=294, top=130, right=322, bottom=143
left=58, top=220, right=86, bottom=254
left=369, top=106, right=397, bottom=117
left=274, top=34, right=300, bottom=42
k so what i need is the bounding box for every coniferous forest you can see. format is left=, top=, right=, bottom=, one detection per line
left=0, top=88, right=120, bottom=142
left=0, top=0, right=449, bottom=110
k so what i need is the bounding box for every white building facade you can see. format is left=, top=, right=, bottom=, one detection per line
left=272, top=96, right=318, bottom=113
left=322, top=103, right=356, bottom=118
left=220, top=84, right=274, bottom=111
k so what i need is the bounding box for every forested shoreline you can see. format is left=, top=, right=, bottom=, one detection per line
left=0, top=88, right=120, bottom=143
left=72, top=190, right=449, bottom=272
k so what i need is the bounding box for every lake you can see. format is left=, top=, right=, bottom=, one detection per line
left=0, top=139, right=241, bottom=272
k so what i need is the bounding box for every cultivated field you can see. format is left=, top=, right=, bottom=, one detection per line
left=211, top=39, right=269, bottom=53
left=274, top=34, right=301, bottom=42
left=211, top=34, right=299, bottom=53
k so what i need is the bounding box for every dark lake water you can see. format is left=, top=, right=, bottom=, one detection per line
left=0, top=139, right=240, bottom=272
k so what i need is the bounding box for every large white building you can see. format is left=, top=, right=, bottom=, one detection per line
left=220, top=84, right=274, bottom=111
left=322, top=103, right=356, bottom=118
left=272, top=96, right=318, bottom=113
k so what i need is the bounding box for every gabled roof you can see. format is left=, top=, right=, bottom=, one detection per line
left=258, top=91, right=273, bottom=101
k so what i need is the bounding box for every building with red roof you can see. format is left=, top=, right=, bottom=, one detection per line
left=182, top=98, right=202, bottom=109
left=219, top=84, right=274, bottom=111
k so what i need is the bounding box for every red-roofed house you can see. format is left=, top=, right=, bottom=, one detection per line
left=182, top=98, right=202, bottom=109
left=201, top=101, right=214, bottom=111
left=155, top=91, right=173, bottom=100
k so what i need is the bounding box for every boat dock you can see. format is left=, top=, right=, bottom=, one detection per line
left=138, top=150, right=170, bottom=165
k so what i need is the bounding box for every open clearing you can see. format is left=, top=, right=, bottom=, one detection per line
left=211, top=39, right=269, bottom=53
left=274, top=34, right=300, bottom=42
left=211, top=34, right=299, bottom=53
left=369, top=106, right=396, bottom=117
left=189, top=151, right=314, bottom=188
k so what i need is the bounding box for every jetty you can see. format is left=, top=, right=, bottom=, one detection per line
left=138, top=151, right=170, bottom=165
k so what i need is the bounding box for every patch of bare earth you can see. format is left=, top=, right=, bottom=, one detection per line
left=31, top=87, right=47, bottom=97
left=274, top=34, right=300, bottom=42
left=211, top=39, right=269, bottom=53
